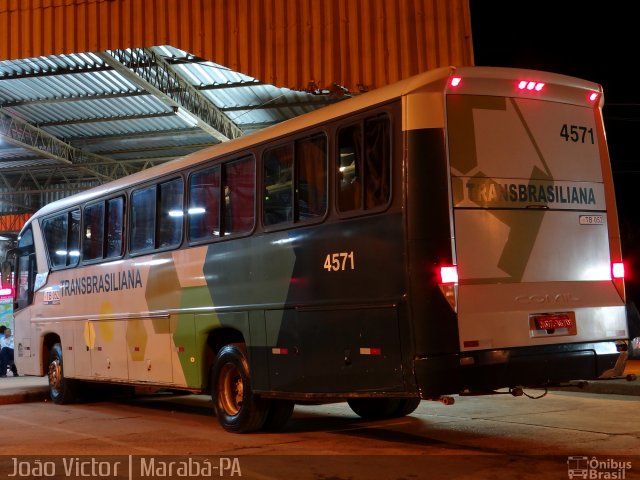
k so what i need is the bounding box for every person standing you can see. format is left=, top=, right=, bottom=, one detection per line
left=0, top=327, right=17, bottom=377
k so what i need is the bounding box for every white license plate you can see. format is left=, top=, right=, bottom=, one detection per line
left=579, top=215, right=603, bottom=225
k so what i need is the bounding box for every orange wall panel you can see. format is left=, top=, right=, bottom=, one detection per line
left=0, top=0, right=474, bottom=91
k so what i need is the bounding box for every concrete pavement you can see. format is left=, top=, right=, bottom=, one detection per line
left=0, top=361, right=638, bottom=406
left=0, top=374, right=49, bottom=405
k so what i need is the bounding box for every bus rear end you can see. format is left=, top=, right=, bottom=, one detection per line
left=413, top=67, right=627, bottom=395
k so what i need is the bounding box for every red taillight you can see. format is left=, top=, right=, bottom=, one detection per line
left=612, top=262, right=625, bottom=279
left=588, top=92, right=599, bottom=103
left=450, top=76, right=462, bottom=87
left=438, top=265, right=458, bottom=312
left=440, top=266, right=459, bottom=284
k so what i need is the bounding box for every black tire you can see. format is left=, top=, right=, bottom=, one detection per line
left=211, top=344, right=269, bottom=433
left=48, top=343, right=77, bottom=404
left=394, top=398, right=421, bottom=417
left=262, top=400, right=294, bottom=432
left=347, top=397, right=420, bottom=419
left=347, top=398, right=402, bottom=419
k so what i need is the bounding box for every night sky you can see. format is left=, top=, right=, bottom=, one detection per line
left=469, top=2, right=640, bottom=304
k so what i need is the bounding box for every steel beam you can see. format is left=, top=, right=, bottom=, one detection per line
left=0, top=108, right=129, bottom=182
left=98, top=49, right=243, bottom=142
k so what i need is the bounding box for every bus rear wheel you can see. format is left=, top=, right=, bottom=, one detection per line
left=48, top=343, right=76, bottom=404
left=347, top=397, right=420, bottom=419
left=262, top=400, right=294, bottom=431
left=211, top=344, right=268, bottom=433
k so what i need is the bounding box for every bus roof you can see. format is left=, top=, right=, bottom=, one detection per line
left=23, top=66, right=602, bottom=228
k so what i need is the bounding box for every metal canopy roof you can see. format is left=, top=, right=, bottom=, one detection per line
left=0, top=45, right=344, bottom=219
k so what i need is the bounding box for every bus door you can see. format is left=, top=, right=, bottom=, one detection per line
left=12, top=225, right=40, bottom=374
left=446, top=91, right=627, bottom=358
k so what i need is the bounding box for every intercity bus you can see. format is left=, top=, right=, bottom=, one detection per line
left=7, top=67, right=628, bottom=432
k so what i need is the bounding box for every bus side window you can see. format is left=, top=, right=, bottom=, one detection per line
left=130, top=185, right=157, bottom=252
left=337, top=125, right=362, bottom=212
left=68, top=209, right=81, bottom=267
left=364, top=115, right=391, bottom=209
left=336, top=114, right=391, bottom=213
left=158, top=178, right=184, bottom=249
left=42, top=209, right=81, bottom=268
left=296, top=135, right=327, bottom=220
left=189, top=166, right=221, bottom=241
left=83, top=202, right=105, bottom=261
left=263, top=145, right=293, bottom=226
left=105, top=196, right=125, bottom=258
left=224, top=156, right=255, bottom=235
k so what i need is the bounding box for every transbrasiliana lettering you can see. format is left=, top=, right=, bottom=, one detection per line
left=60, top=269, right=143, bottom=297
left=466, top=182, right=596, bottom=205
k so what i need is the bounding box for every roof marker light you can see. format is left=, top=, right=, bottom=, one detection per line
left=589, top=92, right=599, bottom=102
left=517, top=80, right=545, bottom=92
left=450, top=77, right=462, bottom=87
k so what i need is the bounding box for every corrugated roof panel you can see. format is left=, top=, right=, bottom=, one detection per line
left=150, top=45, right=336, bottom=129
left=14, top=95, right=172, bottom=124
left=0, top=0, right=473, bottom=91
left=1, top=71, right=142, bottom=100
left=79, top=131, right=215, bottom=153
left=0, top=157, right=62, bottom=169
left=44, top=115, right=190, bottom=139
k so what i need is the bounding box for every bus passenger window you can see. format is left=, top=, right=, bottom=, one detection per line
left=42, top=209, right=81, bottom=268
left=106, top=197, right=124, bottom=258
left=189, top=166, right=221, bottom=241
left=83, top=202, right=105, bottom=261
left=296, top=135, right=327, bottom=220
left=337, top=114, right=391, bottom=213
left=224, top=156, right=255, bottom=235
left=263, top=145, right=293, bottom=226
left=130, top=186, right=157, bottom=252
left=158, top=178, right=184, bottom=248
left=68, top=209, right=81, bottom=267
left=337, top=125, right=362, bottom=212
left=364, top=115, right=391, bottom=209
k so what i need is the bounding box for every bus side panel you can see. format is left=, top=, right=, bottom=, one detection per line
left=90, top=319, right=128, bottom=380
left=405, top=128, right=459, bottom=356
left=296, top=306, right=404, bottom=393
left=14, top=310, right=40, bottom=375
left=72, top=320, right=92, bottom=377
left=204, top=214, right=409, bottom=394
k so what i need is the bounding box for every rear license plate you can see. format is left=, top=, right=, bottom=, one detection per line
left=532, top=313, right=574, bottom=330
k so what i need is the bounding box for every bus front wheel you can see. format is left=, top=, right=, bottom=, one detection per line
left=48, top=343, right=76, bottom=404
left=211, top=344, right=268, bottom=433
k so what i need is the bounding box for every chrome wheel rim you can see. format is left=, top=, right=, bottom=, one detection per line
left=48, top=359, right=62, bottom=394
left=218, top=363, right=243, bottom=416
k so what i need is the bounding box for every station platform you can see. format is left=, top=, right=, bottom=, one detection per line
left=0, top=361, right=639, bottom=406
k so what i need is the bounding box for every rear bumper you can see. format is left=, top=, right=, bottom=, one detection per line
left=414, top=341, right=625, bottom=396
